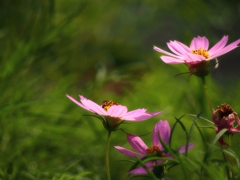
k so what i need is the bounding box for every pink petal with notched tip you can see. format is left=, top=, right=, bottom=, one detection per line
left=127, top=135, right=148, bottom=155
left=123, top=108, right=146, bottom=120
left=114, top=146, right=144, bottom=158
left=210, top=39, right=240, bottom=59
left=167, top=41, right=190, bottom=56
left=153, top=46, right=181, bottom=58
left=107, top=105, right=127, bottom=117
left=202, top=36, right=209, bottom=50
left=152, top=120, right=170, bottom=150
left=79, top=96, right=107, bottom=115
left=124, top=110, right=161, bottom=121
left=152, top=121, right=162, bottom=149
left=66, top=94, right=93, bottom=112
left=190, top=36, right=209, bottom=50
left=128, top=161, right=154, bottom=175
left=133, top=112, right=161, bottom=121
left=178, top=143, right=194, bottom=154
left=208, top=35, right=228, bottom=55
left=190, top=36, right=199, bottom=50
left=176, top=40, right=191, bottom=52
left=79, top=95, right=87, bottom=100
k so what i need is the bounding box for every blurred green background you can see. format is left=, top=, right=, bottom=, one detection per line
left=1, top=0, right=240, bottom=179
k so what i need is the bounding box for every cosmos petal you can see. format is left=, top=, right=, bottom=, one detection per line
left=128, top=162, right=154, bottom=175
left=190, top=36, right=199, bottom=49
left=210, top=38, right=240, bottom=58
left=132, top=112, right=161, bottom=121
left=127, top=135, right=148, bottom=155
left=178, top=143, right=194, bottom=154
left=190, top=36, right=209, bottom=50
left=202, top=36, right=209, bottom=50
left=183, top=52, right=206, bottom=64
left=123, top=108, right=146, bottom=119
left=161, top=56, right=185, bottom=64
left=230, top=128, right=240, bottom=133
left=175, top=40, right=191, bottom=52
left=80, top=97, right=108, bottom=115
left=108, top=105, right=127, bottom=117
left=153, top=46, right=182, bottom=58
left=66, top=94, right=91, bottom=111
left=152, top=120, right=170, bottom=150
left=208, top=35, right=228, bottom=55
left=114, top=146, right=144, bottom=158
left=124, top=109, right=160, bottom=121
left=167, top=41, right=189, bottom=56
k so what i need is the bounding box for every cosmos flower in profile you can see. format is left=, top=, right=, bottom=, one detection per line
left=66, top=94, right=161, bottom=131
left=154, top=36, right=240, bottom=76
left=114, top=120, right=194, bottom=174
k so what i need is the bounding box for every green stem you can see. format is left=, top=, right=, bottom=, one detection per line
left=227, top=135, right=234, bottom=178
left=221, top=145, right=231, bottom=180
left=106, top=131, right=111, bottom=180
left=201, top=77, right=213, bottom=113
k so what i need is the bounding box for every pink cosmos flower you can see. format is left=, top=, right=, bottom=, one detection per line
left=154, top=35, right=240, bottom=65
left=154, top=36, right=240, bottom=76
left=66, top=94, right=161, bottom=131
left=212, top=104, right=240, bottom=146
left=114, top=120, right=194, bottom=174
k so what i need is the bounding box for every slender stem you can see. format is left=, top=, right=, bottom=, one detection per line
left=201, top=77, right=213, bottom=113
left=228, top=135, right=234, bottom=178
left=221, top=144, right=231, bottom=180
left=106, top=131, right=112, bottom=180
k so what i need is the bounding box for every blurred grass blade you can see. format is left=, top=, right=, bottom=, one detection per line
left=211, top=129, right=228, bottom=146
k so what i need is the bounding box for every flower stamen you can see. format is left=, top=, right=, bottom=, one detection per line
left=216, top=104, right=234, bottom=120
left=192, top=48, right=210, bottom=58
left=101, top=100, right=119, bottom=111
left=146, top=145, right=161, bottom=155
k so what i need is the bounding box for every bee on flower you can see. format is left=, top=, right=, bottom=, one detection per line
left=66, top=94, right=161, bottom=132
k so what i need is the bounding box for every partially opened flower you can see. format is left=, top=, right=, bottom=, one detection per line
left=114, top=120, right=194, bottom=175
left=66, top=94, right=161, bottom=131
left=213, top=104, right=240, bottom=145
left=154, top=36, right=240, bottom=77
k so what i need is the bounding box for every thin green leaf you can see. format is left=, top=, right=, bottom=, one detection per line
left=169, top=114, right=186, bottom=148
left=186, top=111, right=202, bottom=156
left=195, top=122, right=208, bottom=152
left=222, top=148, right=240, bottom=168
left=211, top=129, right=228, bottom=146
left=187, top=113, right=214, bottom=124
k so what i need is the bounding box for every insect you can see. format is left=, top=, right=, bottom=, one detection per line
left=101, top=100, right=119, bottom=111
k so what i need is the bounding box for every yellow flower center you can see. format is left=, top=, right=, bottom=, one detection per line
left=146, top=145, right=161, bottom=155
left=101, top=100, right=119, bottom=111
left=192, top=48, right=210, bottom=58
